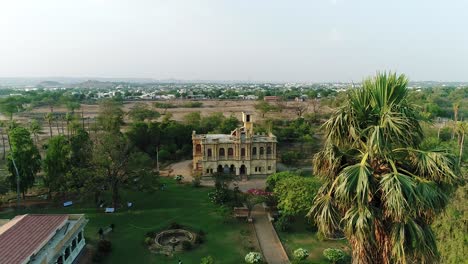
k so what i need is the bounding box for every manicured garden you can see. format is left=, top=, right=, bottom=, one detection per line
left=278, top=218, right=349, bottom=264
left=0, top=178, right=257, bottom=264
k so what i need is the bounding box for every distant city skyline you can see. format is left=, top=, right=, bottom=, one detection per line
left=1, top=0, right=467, bottom=82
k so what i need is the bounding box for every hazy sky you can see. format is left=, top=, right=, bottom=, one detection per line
left=1, top=0, right=467, bottom=82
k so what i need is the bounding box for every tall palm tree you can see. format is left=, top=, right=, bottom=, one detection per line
left=455, top=121, right=467, bottom=166
left=309, top=72, right=460, bottom=264
left=451, top=102, right=459, bottom=140
left=0, top=120, right=7, bottom=160
left=28, top=120, right=43, bottom=145
left=44, top=113, right=54, bottom=138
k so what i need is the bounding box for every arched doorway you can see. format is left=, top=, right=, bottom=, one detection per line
left=217, top=165, right=223, bottom=173
left=223, top=165, right=229, bottom=174
left=230, top=164, right=235, bottom=174
left=240, top=165, right=247, bottom=175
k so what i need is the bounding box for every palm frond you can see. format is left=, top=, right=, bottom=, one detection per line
left=335, top=161, right=373, bottom=206
left=380, top=169, right=417, bottom=221
left=308, top=193, right=341, bottom=236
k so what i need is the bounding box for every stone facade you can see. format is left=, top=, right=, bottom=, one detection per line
left=192, top=112, right=277, bottom=179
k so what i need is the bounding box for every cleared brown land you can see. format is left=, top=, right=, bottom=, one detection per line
left=0, top=99, right=331, bottom=148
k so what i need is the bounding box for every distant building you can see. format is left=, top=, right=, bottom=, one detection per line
left=263, top=96, right=280, bottom=102
left=192, top=112, right=277, bottom=179
left=0, top=214, right=88, bottom=264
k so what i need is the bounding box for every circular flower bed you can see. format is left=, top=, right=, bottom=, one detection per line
left=154, top=229, right=195, bottom=251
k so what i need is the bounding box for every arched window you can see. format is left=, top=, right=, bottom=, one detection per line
left=207, top=148, right=212, bottom=157
left=260, top=147, right=264, bottom=155
left=219, top=148, right=225, bottom=157
left=252, top=147, right=257, bottom=155
left=228, top=148, right=234, bottom=156
left=241, top=148, right=246, bottom=157
left=78, top=232, right=82, bottom=242
left=65, top=247, right=70, bottom=260
left=72, top=239, right=77, bottom=251
left=195, top=144, right=202, bottom=154
left=267, top=146, right=272, bottom=155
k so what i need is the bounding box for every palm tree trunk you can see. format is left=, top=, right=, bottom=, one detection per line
left=1, top=129, right=5, bottom=160
left=48, top=120, right=53, bottom=137
left=460, top=133, right=465, bottom=166
left=66, top=120, right=70, bottom=139
left=82, top=110, right=85, bottom=130
left=56, top=118, right=60, bottom=135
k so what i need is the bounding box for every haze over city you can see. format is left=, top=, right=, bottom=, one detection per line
left=1, top=0, right=467, bottom=82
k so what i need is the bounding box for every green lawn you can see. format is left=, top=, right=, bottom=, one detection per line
left=278, top=218, right=349, bottom=264
left=0, top=178, right=256, bottom=264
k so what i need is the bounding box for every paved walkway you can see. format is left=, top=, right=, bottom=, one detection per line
left=252, top=205, right=290, bottom=264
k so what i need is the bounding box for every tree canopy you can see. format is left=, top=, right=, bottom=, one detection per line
left=7, top=127, right=41, bottom=197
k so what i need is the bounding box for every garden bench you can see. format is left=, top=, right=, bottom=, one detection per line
left=105, top=207, right=115, bottom=213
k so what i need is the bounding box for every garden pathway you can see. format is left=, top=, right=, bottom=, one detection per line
left=252, top=205, right=290, bottom=264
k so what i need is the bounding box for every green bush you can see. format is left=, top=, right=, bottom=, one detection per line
left=181, top=240, right=192, bottom=250
left=182, top=102, right=203, bottom=108
left=192, top=174, right=202, bottom=187
left=293, top=248, right=309, bottom=260
left=200, top=255, right=215, bottom=264
left=323, top=248, right=345, bottom=263
left=265, top=172, right=298, bottom=191
left=169, top=222, right=182, bottom=229
left=195, top=229, right=206, bottom=244
left=208, top=188, right=229, bottom=204
left=153, top=102, right=177, bottom=108
left=274, top=215, right=291, bottom=232
left=144, top=237, right=153, bottom=245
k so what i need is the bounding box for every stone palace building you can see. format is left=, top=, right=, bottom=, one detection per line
left=192, top=112, right=277, bottom=179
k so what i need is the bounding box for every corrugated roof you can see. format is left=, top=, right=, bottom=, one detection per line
left=0, top=214, right=68, bottom=264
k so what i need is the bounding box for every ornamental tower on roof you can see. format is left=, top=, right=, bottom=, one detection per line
left=192, top=112, right=277, bottom=180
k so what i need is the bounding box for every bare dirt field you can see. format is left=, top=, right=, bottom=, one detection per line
left=18, top=99, right=331, bottom=122
left=0, top=99, right=331, bottom=151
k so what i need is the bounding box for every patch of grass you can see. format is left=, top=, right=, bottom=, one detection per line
left=278, top=218, right=349, bottom=264
left=0, top=178, right=253, bottom=263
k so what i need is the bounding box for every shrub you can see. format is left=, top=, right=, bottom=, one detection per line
left=274, top=215, right=291, bottom=232
left=181, top=240, right=192, bottom=250
left=174, top=175, right=184, bottom=183
left=195, top=230, right=206, bottom=244
left=192, top=174, right=202, bottom=187
left=145, top=231, right=157, bottom=237
left=97, top=239, right=112, bottom=254
left=144, top=237, right=153, bottom=246
left=182, top=102, right=203, bottom=108
left=200, top=255, right=215, bottom=264
left=265, top=172, right=298, bottom=191
left=215, top=205, right=232, bottom=223
left=244, top=252, right=262, bottom=263
left=281, top=151, right=301, bottom=165
left=293, top=248, right=309, bottom=261
left=323, top=248, right=345, bottom=263
left=208, top=188, right=229, bottom=204
left=195, top=234, right=205, bottom=244
left=169, top=222, right=182, bottom=229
